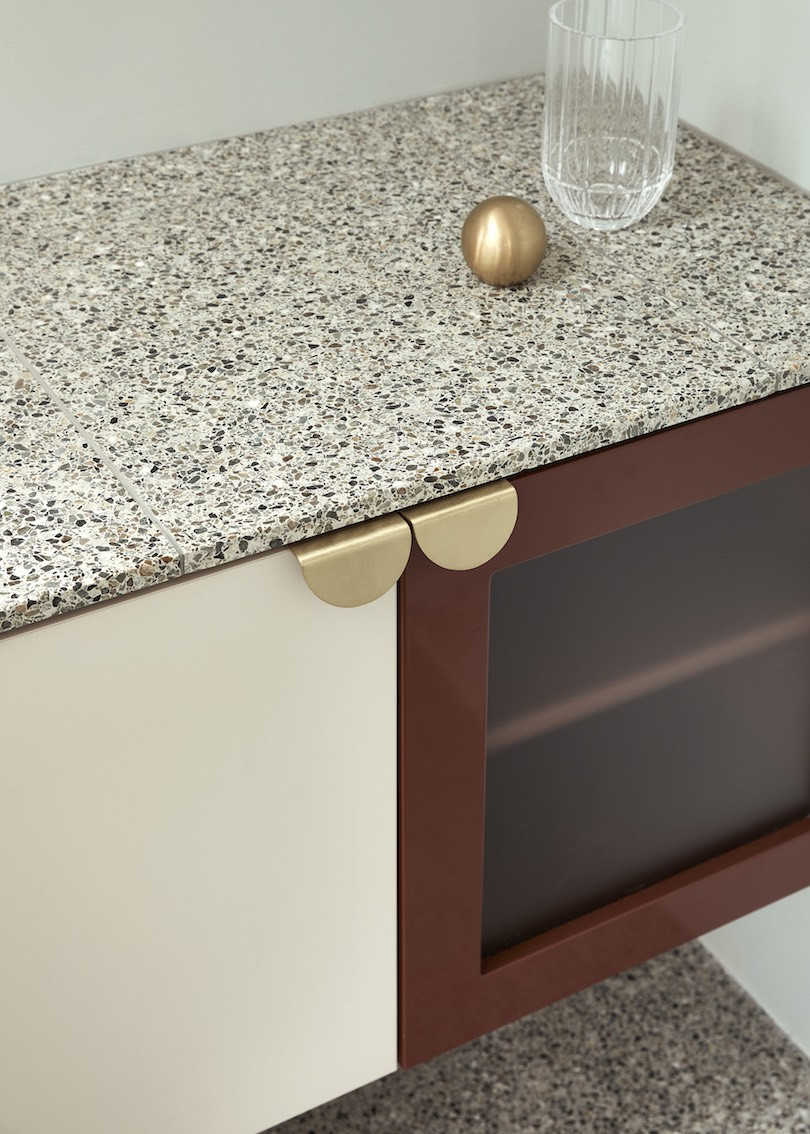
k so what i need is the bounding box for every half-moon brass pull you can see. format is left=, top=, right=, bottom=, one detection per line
left=291, top=513, right=412, bottom=607
left=402, top=480, right=517, bottom=571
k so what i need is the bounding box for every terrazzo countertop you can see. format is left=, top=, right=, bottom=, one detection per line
left=2, top=76, right=809, bottom=632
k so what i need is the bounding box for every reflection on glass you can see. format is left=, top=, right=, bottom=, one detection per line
left=482, top=466, right=810, bottom=958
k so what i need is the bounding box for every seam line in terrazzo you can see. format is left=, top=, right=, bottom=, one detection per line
left=1, top=333, right=187, bottom=571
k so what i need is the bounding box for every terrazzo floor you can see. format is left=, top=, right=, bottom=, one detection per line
left=269, top=943, right=810, bottom=1134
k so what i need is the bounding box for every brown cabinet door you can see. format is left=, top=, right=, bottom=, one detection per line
left=399, top=385, right=810, bottom=1068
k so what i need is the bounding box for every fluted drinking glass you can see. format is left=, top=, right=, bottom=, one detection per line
left=542, top=0, right=685, bottom=232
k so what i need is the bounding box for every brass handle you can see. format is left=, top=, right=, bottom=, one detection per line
left=291, top=513, right=412, bottom=607
left=402, top=480, right=518, bottom=571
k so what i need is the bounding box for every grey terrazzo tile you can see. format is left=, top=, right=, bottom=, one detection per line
left=0, top=341, right=180, bottom=631
left=270, top=942, right=810, bottom=1134
left=0, top=75, right=800, bottom=598
left=0, top=77, right=779, bottom=574
left=0, top=273, right=772, bottom=573
left=614, top=124, right=810, bottom=380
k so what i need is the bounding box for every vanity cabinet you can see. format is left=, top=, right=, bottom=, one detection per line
left=4, top=386, right=810, bottom=1131
left=399, top=386, right=810, bottom=1065
left=0, top=551, right=397, bottom=1134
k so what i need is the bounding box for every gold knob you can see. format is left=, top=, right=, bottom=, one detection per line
left=402, top=481, right=518, bottom=571
left=461, top=195, right=547, bottom=287
left=291, top=514, right=412, bottom=607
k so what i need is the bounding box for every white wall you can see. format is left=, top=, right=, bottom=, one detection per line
left=677, top=0, right=810, bottom=192
left=702, top=893, right=810, bottom=1058
left=1, top=0, right=549, bottom=184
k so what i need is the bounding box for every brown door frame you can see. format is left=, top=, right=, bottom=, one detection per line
left=399, top=385, right=810, bottom=1068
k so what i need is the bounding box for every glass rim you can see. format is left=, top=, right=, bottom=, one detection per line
left=549, top=0, right=685, bottom=40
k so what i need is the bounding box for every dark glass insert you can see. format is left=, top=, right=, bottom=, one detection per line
left=482, top=465, right=810, bottom=959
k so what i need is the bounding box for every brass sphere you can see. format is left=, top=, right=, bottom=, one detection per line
left=461, top=195, right=547, bottom=287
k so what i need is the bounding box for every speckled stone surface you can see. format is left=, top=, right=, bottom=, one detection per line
left=1, top=76, right=808, bottom=627
left=270, top=942, right=810, bottom=1134
left=0, top=341, right=180, bottom=631
left=613, top=126, right=810, bottom=387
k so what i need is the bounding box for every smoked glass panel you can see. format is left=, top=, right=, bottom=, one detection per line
left=482, top=465, right=810, bottom=958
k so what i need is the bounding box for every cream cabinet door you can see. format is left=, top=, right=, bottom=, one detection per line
left=0, top=550, right=397, bottom=1134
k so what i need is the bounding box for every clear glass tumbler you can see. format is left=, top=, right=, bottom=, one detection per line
left=542, top=0, right=685, bottom=232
